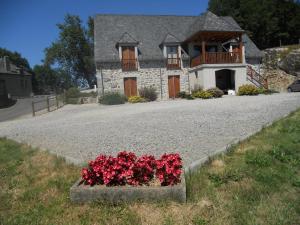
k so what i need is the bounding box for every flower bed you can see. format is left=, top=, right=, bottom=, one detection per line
left=71, top=152, right=185, bottom=203
left=81, top=151, right=182, bottom=186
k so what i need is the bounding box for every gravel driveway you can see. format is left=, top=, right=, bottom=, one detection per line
left=0, top=93, right=299, bottom=168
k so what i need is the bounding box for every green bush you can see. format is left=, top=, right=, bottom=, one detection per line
left=207, top=87, right=224, bottom=98
left=185, top=94, right=195, bottom=100
left=139, top=86, right=157, bottom=101
left=65, top=87, right=80, bottom=99
left=79, top=91, right=98, bottom=98
left=177, top=91, right=187, bottom=98
left=258, top=88, right=278, bottom=95
left=192, top=90, right=213, bottom=99
left=128, top=96, right=146, bottom=103
left=99, top=92, right=126, bottom=105
left=66, top=98, right=80, bottom=104
left=238, top=84, right=259, bottom=96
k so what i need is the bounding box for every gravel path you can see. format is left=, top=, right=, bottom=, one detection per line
left=0, top=93, right=299, bottom=167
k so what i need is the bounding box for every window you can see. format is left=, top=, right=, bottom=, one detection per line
left=121, top=46, right=137, bottom=71
left=166, top=45, right=180, bottom=69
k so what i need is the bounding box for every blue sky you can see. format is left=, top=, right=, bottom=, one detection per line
left=0, top=0, right=209, bottom=67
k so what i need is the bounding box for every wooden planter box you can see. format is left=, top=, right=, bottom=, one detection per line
left=70, top=175, right=186, bottom=204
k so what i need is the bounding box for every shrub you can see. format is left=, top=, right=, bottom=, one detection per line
left=185, top=94, right=194, bottom=100
left=65, top=87, right=80, bottom=99
left=192, top=90, right=213, bottom=99
left=139, top=86, right=158, bottom=101
left=99, top=92, right=126, bottom=105
left=238, top=84, right=259, bottom=96
left=192, top=84, right=203, bottom=94
left=258, top=88, right=278, bottom=95
left=207, top=88, right=224, bottom=98
left=81, top=152, right=182, bottom=186
left=177, top=91, right=187, bottom=98
left=128, top=96, right=146, bottom=103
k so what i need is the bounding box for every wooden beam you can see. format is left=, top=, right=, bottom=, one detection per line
left=202, top=41, right=206, bottom=64
left=239, top=34, right=243, bottom=63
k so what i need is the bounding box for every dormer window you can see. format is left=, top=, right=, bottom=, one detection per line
left=121, top=46, right=137, bottom=71
left=166, top=45, right=181, bottom=70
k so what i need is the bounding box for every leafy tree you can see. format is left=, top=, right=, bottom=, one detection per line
left=0, top=47, right=31, bottom=70
left=208, top=0, right=300, bottom=49
left=45, top=14, right=95, bottom=88
left=32, top=65, right=74, bottom=94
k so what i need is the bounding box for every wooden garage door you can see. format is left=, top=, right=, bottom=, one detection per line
left=168, top=75, right=180, bottom=98
left=124, top=77, right=137, bottom=97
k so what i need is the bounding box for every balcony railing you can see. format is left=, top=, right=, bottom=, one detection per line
left=191, top=52, right=242, bottom=67
left=122, top=59, right=138, bottom=71
left=166, top=57, right=181, bottom=70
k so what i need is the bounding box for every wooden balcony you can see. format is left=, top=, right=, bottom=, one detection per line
left=122, top=59, right=138, bottom=71
left=191, top=52, right=242, bottom=67
left=166, top=57, right=181, bottom=70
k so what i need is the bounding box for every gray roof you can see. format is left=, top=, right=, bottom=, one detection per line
left=221, top=16, right=263, bottom=59
left=95, top=11, right=259, bottom=63
left=187, top=12, right=243, bottom=39
left=162, top=33, right=180, bottom=44
left=0, top=57, right=31, bottom=76
left=117, top=32, right=138, bottom=44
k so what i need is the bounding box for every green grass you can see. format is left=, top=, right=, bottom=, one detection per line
left=1, top=109, right=300, bottom=225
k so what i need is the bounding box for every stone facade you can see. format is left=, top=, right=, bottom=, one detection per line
left=96, top=60, right=249, bottom=99
left=97, top=60, right=190, bottom=100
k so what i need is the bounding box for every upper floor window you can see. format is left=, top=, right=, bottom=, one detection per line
left=166, top=45, right=180, bottom=70
left=121, top=46, right=137, bottom=71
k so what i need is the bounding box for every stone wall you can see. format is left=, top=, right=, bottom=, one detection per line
left=97, top=60, right=190, bottom=99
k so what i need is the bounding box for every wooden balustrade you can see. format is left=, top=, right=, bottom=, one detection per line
left=191, top=52, right=242, bottom=67
left=166, top=57, right=181, bottom=70
left=122, top=59, right=138, bottom=71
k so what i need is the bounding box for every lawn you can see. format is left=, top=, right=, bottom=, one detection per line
left=0, top=109, right=300, bottom=225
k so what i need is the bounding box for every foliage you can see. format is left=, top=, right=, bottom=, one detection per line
left=185, top=94, right=195, bottom=100
left=192, top=90, right=213, bottom=99
left=82, top=152, right=182, bottom=186
left=206, top=87, right=224, bottom=98
left=99, top=92, right=126, bottom=105
left=208, top=0, right=300, bottom=49
left=191, top=84, right=203, bottom=94
left=139, top=86, right=158, bottom=101
left=128, top=96, right=146, bottom=103
left=238, top=84, right=259, bottom=95
left=65, top=87, right=80, bottom=99
left=45, top=14, right=95, bottom=88
left=177, top=91, right=187, bottom=98
left=258, top=88, right=278, bottom=95
left=0, top=47, right=31, bottom=70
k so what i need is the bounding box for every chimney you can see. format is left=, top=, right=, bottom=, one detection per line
left=3, top=56, right=10, bottom=72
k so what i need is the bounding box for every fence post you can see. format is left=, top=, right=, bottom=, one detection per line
left=32, top=101, right=35, bottom=117
left=47, top=96, right=50, bottom=112
left=56, top=95, right=59, bottom=109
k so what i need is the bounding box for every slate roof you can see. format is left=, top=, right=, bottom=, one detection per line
left=162, top=33, right=180, bottom=44
left=117, top=32, right=138, bottom=44
left=221, top=16, right=263, bottom=59
left=0, top=57, right=31, bottom=76
left=94, top=11, right=261, bottom=63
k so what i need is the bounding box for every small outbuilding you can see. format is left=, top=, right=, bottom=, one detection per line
left=0, top=56, right=32, bottom=99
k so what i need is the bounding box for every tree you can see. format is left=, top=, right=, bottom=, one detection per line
left=45, top=14, right=95, bottom=88
left=208, top=0, right=300, bottom=49
left=0, top=48, right=31, bottom=70
left=32, top=65, right=74, bottom=94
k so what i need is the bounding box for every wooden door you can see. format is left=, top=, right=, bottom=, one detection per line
left=168, top=76, right=180, bottom=98
left=122, top=47, right=136, bottom=71
left=124, top=77, right=137, bottom=97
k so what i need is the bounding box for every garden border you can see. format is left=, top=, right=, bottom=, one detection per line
left=70, top=174, right=186, bottom=204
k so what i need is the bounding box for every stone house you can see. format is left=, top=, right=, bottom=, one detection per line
left=0, top=56, right=32, bottom=99
left=94, top=11, right=263, bottom=99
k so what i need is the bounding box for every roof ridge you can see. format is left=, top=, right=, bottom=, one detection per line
left=95, top=14, right=198, bottom=18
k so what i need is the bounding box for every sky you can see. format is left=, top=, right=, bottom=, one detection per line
left=0, top=0, right=209, bottom=67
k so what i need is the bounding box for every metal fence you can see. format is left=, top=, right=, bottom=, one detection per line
left=32, top=95, right=65, bottom=116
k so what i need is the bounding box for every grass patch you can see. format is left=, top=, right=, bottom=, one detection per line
left=1, top=109, right=300, bottom=224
